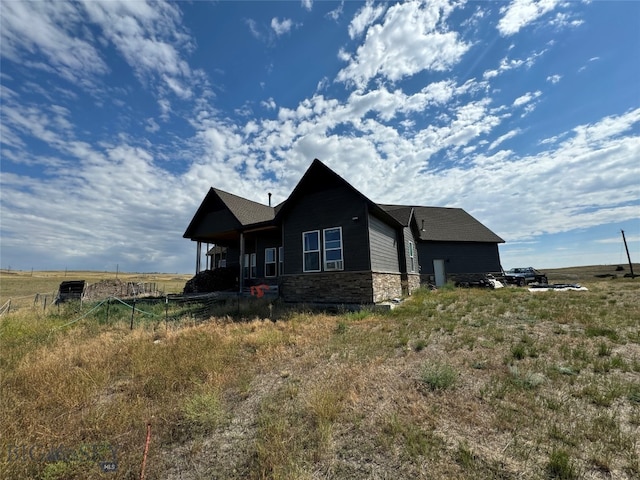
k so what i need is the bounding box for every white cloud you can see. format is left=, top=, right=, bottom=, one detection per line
left=0, top=0, right=203, bottom=106
left=549, top=12, right=584, bottom=30
left=81, top=0, right=194, bottom=98
left=489, top=129, right=521, bottom=150
left=301, top=0, right=313, bottom=12
left=0, top=1, right=109, bottom=86
left=596, top=234, right=640, bottom=245
left=348, top=0, right=386, bottom=39
left=498, top=0, right=560, bottom=36
left=326, top=2, right=344, bottom=21
left=271, top=17, right=296, bottom=36
left=482, top=49, right=546, bottom=80
left=337, top=0, right=469, bottom=89
left=261, top=98, right=277, bottom=110
left=245, top=19, right=262, bottom=40
left=578, top=56, right=601, bottom=73
left=513, top=90, right=541, bottom=107
left=145, top=118, right=160, bottom=133
left=546, top=74, right=562, bottom=84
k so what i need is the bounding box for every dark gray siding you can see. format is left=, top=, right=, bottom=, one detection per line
left=369, top=214, right=399, bottom=273
left=417, top=242, right=502, bottom=274
left=282, top=186, right=370, bottom=274
left=192, top=210, right=239, bottom=237
left=225, top=245, right=240, bottom=268
left=243, top=230, right=281, bottom=279
left=403, top=227, right=419, bottom=274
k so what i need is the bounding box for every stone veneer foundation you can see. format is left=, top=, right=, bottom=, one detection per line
left=281, top=271, right=413, bottom=304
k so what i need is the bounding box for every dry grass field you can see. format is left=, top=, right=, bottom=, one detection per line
left=0, top=270, right=191, bottom=312
left=1, top=266, right=639, bottom=479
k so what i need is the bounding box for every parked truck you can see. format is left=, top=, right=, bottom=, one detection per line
left=502, top=267, right=548, bottom=286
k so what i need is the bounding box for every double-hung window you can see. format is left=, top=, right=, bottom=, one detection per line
left=323, top=227, right=343, bottom=271
left=303, top=231, right=321, bottom=272
left=250, top=253, right=257, bottom=278
left=303, top=227, right=344, bottom=272
left=278, top=247, right=284, bottom=275
left=265, top=248, right=277, bottom=277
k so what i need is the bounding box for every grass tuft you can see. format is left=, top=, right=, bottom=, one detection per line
left=420, top=361, right=458, bottom=391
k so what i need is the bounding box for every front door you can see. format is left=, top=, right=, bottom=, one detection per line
left=433, top=259, right=446, bottom=287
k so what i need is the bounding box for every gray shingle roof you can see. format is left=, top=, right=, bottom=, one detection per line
left=214, top=188, right=275, bottom=226
left=378, top=204, right=504, bottom=243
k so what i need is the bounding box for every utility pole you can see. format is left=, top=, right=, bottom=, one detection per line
left=621, top=230, right=635, bottom=278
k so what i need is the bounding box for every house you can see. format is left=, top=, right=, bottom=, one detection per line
left=183, top=159, right=504, bottom=304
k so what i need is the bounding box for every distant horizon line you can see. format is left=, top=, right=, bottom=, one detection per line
left=2, top=263, right=639, bottom=276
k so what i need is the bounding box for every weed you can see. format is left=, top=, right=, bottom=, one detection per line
left=456, top=441, right=477, bottom=469
left=597, top=341, right=612, bottom=357
left=511, top=343, right=526, bottom=360
left=585, top=326, right=620, bottom=342
left=629, top=383, right=640, bottom=404
left=472, top=359, right=488, bottom=369
left=382, top=414, right=441, bottom=459
left=508, top=365, right=545, bottom=390
left=182, top=389, right=224, bottom=434
left=420, top=361, right=458, bottom=391
left=546, top=449, right=577, bottom=479
left=413, top=339, right=427, bottom=351
left=556, top=365, right=577, bottom=376
left=334, top=321, right=348, bottom=334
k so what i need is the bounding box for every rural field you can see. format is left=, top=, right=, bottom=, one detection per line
left=1, top=266, right=639, bottom=479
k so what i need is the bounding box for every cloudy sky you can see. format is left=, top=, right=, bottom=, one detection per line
left=1, top=0, right=638, bottom=274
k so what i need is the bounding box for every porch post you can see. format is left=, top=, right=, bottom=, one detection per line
left=196, top=241, right=202, bottom=274
left=239, top=233, right=245, bottom=294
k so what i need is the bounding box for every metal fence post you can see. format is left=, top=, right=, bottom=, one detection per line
left=130, top=299, right=136, bottom=330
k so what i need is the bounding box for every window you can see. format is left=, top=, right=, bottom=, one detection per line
left=243, top=254, right=250, bottom=279
left=265, top=248, right=277, bottom=277
left=303, top=231, right=321, bottom=272
left=409, top=241, right=415, bottom=272
left=323, top=227, right=343, bottom=271
left=250, top=253, right=257, bottom=278
left=278, top=246, right=284, bottom=276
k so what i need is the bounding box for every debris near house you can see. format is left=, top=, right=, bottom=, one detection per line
left=454, top=274, right=503, bottom=289
left=55, top=280, right=86, bottom=304
left=82, top=279, right=159, bottom=301
left=183, top=268, right=238, bottom=294
left=528, top=284, right=588, bottom=292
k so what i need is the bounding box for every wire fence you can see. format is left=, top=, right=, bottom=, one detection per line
left=1, top=293, right=278, bottom=337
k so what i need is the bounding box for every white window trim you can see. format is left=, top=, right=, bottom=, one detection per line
left=323, top=226, right=344, bottom=271
left=278, top=246, right=284, bottom=276
left=265, top=247, right=277, bottom=278
left=303, top=230, right=321, bottom=272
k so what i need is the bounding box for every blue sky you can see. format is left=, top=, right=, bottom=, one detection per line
left=1, top=0, right=638, bottom=273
